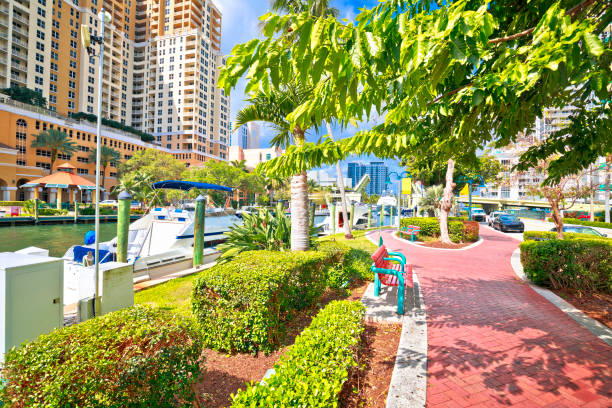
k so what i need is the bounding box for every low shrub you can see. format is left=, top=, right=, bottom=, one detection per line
left=79, top=206, right=116, bottom=215
left=462, top=221, right=480, bottom=242
left=0, top=306, right=203, bottom=407
left=560, top=218, right=612, bottom=229
left=523, top=230, right=609, bottom=241
left=317, top=241, right=371, bottom=288
left=520, top=238, right=611, bottom=293
left=400, top=217, right=466, bottom=243
left=0, top=201, right=24, bottom=207
left=191, top=250, right=329, bottom=354
left=231, top=300, right=365, bottom=407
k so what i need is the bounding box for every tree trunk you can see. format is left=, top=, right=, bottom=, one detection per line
left=589, top=164, right=594, bottom=222
left=549, top=199, right=564, bottom=239
left=290, top=127, right=310, bottom=251
left=605, top=155, right=611, bottom=224
left=439, top=159, right=455, bottom=244
left=325, top=121, right=352, bottom=238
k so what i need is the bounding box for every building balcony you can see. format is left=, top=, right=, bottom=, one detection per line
left=12, top=14, right=28, bottom=25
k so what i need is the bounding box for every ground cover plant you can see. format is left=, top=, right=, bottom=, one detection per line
left=520, top=235, right=612, bottom=293
left=230, top=300, right=365, bottom=407
left=0, top=306, right=203, bottom=407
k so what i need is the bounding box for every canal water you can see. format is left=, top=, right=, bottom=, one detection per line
left=0, top=213, right=396, bottom=258
left=0, top=223, right=117, bottom=257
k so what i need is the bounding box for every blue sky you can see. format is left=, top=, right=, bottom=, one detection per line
left=214, top=0, right=403, bottom=192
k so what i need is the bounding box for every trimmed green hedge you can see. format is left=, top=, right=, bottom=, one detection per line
left=0, top=201, right=24, bottom=207
left=559, top=218, right=612, bottom=229
left=400, top=217, right=467, bottom=243
left=231, top=300, right=365, bottom=407
left=520, top=238, right=612, bottom=293
left=0, top=306, right=203, bottom=407
left=317, top=241, right=371, bottom=288
left=523, top=230, right=609, bottom=241
left=191, top=250, right=330, bottom=354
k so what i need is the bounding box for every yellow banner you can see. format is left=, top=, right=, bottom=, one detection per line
left=459, top=184, right=470, bottom=197
left=401, top=178, right=412, bottom=195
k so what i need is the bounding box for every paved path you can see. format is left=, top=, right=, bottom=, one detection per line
left=370, top=228, right=612, bottom=407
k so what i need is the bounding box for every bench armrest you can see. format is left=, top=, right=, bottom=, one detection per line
left=387, top=251, right=406, bottom=264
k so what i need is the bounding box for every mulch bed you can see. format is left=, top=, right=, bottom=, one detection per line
left=340, top=322, right=402, bottom=408
left=550, top=288, right=612, bottom=330
left=419, top=240, right=472, bottom=249
left=195, top=280, right=371, bottom=407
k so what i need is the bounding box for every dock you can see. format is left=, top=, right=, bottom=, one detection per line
left=0, top=214, right=142, bottom=227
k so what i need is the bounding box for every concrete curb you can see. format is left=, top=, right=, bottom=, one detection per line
left=365, top=230, right=428, bottom=408
left=392, top=231, right=484, bottom=251
left=385, top=268, right=428, bottom=408
left=510, top=248, right=612, bottom=347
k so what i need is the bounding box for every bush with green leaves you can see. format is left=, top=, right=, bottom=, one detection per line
left=462, top=221, right=480, bottom=242
left=217, top=208, right=316, bottom=262
left=520, top=237, right=611, bottom=293
left=523, top=230, right=609, bottom=241
left=317, top=241, right=372, bottom=288
left=79, top=206, right=116, bottom=216
left=0, top=201, right=25, bottom=207
left=400, top=217, right=464, bottom=242
left=191, top=250, right=330, bottom=354
left=0, top=306, right=203, bottom=407
left=231, top=300, right=365, bottom=407
left=557, top=218, right=612, bottom=230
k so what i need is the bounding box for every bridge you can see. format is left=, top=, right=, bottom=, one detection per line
left=457, top=196, right=607, bottom=214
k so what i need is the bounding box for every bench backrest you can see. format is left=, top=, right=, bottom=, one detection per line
left=371, top=245, right=389, bottom=268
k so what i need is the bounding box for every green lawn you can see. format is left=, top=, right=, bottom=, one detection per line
left=135, top=232, right=377, bottom=317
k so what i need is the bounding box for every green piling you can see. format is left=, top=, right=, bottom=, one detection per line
left=380, top=205, right=385, bottom=227
left=331, top=203, right=336, bottom=235
left=33, top=198, right=39, bottom=224
left=74, top=200, right=79, bottom=224
left=309, top=202, right=315, bottom=227
left=367, top=206, right=372, bottom=228
left=193, top=195, right=206, bottom=268
left=350, top=203, right=355, bottom=229
left=117, top=191, right=131, bottom=263
left=276, top=201, right=283, bottom=218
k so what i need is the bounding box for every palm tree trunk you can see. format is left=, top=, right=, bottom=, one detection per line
left=291, top=127, right=310, bottom=251
left=325, top=121, right=352, bottom=238
left=439, top=159, right=455, bottom=244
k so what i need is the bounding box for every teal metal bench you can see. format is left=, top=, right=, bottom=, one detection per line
left=371, top=245, right=413, bottom=315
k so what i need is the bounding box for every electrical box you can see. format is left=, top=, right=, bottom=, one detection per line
left=0, top=252, right=63, bottom=363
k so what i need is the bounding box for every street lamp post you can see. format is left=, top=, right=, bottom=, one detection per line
left=458, top=175, right=485, bottom=221
left=81, top=10, right=111, bottom=317
left=386, top=171, right=412, bottom=228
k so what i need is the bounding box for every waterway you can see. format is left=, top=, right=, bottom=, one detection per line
left=0, top=223, right=117, bottom=257
left=0, top=213, right=396, bottom=258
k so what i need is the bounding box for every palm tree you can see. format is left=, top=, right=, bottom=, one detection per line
left=236, top=84, right=315, bottom=251
left=30, top=129, right=77, bottom=173
left=270, top=0, right=339, bottom=18
left=230, top=159, right=248, bottom=172
left=419, top=185, right=457, bottom=217
left=89, top=146, right=121, bottom=190
left=113, top=171, right=161, bottom=211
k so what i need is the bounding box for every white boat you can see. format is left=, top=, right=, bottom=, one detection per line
left=316, top=199, right=372, bottom=234
left=61, top=180, right=238, bottom=306
left=377, top=195, right=397, bottom=208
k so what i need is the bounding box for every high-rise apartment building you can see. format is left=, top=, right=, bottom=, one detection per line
left=0, top=0, right=229, bottom=166
left=347, top=161, right=388, bottom=195
left=230, top=122, right=260, bottom=149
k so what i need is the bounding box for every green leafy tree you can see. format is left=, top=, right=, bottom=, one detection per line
left=113, top=170, right=162, bottom=211
left=30, top=129, right=77, bottom=173
left=119, top=150, right=186, bottom=182
left=1, top=85, right=47, bottom=108
left=234, top=84, right=316, bottom=250
left=89, top=146, right=121, bottom=189
left=220, top=0, right=609, bottom=184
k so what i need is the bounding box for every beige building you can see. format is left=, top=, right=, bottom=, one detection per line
left=229, top=146, right=284, bottom=171
left=0, top=0, right=229, bottom=168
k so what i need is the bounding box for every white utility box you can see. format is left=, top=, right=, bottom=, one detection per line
left=0, top=252, right=63, bottom=362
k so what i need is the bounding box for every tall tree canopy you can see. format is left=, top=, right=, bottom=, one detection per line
left=119, top=150, right=186, bottom=182
left=219, top=0, right=611, bottom=181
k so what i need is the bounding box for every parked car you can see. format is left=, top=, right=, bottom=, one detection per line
left=492, top=214, right=524, bottom=232
left=470, top=208, right=487, bottom=222
left=550, top=226, right=607, bottom=237
left=487, top=211, right=508, bottom=226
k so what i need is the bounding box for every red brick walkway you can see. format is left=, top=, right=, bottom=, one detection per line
left=371, top=227, right=612, bottom=407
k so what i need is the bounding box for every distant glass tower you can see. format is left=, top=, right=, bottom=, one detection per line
left=348, top=163, right=367, bottom=188
left=366, top=162, right=388, bottom=196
